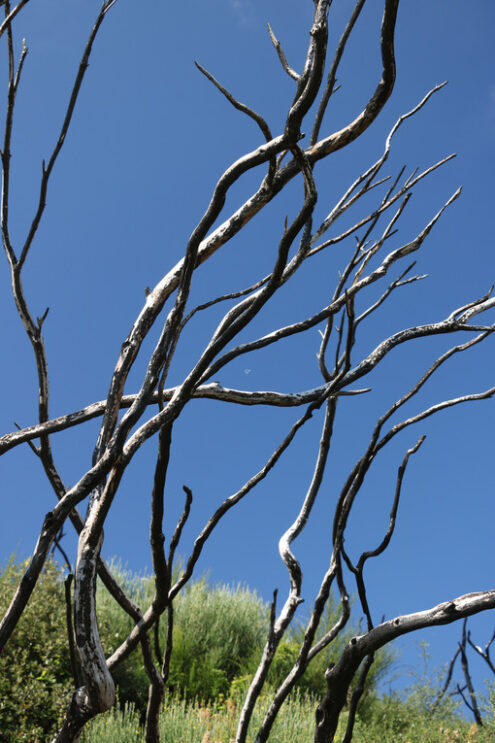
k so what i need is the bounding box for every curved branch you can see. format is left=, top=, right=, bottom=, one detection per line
left=314, top=590, right=495, bottom=743
left=310, top=0, right=399, bottom=159
left=0, top=385, right=370, bottom=453
left=267, top=23, right=300, bottom=81
left=311, top=0, right=367, bottom=144
left=237, top=398, right=337, bottom=742
left=89, top=0, right=402, bottom=446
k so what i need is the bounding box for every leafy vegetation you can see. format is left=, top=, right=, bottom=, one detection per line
left=97, top=565, right=269, bottom=711
left=80, top=689, right=495, bottom=743
left=267, top=593, right=393, bottom=708
left=0, top=557, right=72, bottom=742
left=1, top=557, right=493, bottom=742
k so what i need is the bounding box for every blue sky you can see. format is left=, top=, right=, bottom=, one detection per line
left=1, top=0, right=494, bottom=696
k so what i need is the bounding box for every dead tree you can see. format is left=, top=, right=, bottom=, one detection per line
left=0, top=1, right=494, bottom=742
left=435, top=618, right=495, bottom=727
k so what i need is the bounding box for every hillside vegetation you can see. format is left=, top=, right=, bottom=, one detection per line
left=0, top=558, right=492, bottom=742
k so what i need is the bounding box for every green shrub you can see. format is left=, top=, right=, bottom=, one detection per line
left=96, top=564, right=394, bottom=714
left=268, top=594, right=394, bottom=705
left=351, top=691, right=475, bottom=743
left=97, top=567, right=268, bottom=710
left=0, top=556, right=396, bottom=740
left=0, top=557, right=73, bottom=742
left=167, top=577, right=267, bottom=697
left=79, top=687, right=495, bottom=743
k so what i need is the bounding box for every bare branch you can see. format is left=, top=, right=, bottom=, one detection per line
left=310, top=153, right=455, bottom=258
left=434, top=646, right=461, bottom=708
left=341, top=652, right=375, bottom=743
left=314, top=591, right=495, bottom=742
left=309, top=0, right=399, bottom=157
left=267, top=23, right=300, bottom=81
left=106, top=396, right=326, bottom=671
left=195, top=60, right=274, bottom=148
left=64, top=574, right=82, bottom=689
left=466, top=626, right=495, bottom=675
left=0, top=384, right=370, bottom=454
left=2, top=2, right=494, bottom=741
left=458, top=619, right=484, bottom=726
left=311, top=0, right=367, bottom=144
left=237, top=397, right=338, bottom=743
left=0, top=0, right=29, bottom=41
left=19, top=1, right=118, bottom=268
left=168, top=485, right=193, bottom=570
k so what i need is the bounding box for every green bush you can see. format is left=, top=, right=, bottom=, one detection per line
left=0, top=557, right=73, bottom=742
left=351, top=690, right=475, bottom=743
left=166, top=577, right=267, bottom=697
left=97, top=566, right=268, bottom=710
left=268, top=594, right=394, bottom=705
left=0, top=556, right=396, bottom=739
left=96, top=563, right=394, bottom=714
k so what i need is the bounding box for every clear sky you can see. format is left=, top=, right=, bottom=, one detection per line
left=1, top=0, right=494, bottom=698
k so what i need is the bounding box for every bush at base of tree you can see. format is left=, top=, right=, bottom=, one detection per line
left=0, top=556, right=394, bottom=738
left=0, top=557, right=73, bottom=743
left=0, top=558, right=279, bottom=736
left=96, top=562, right=394, bottom=714
left=96, top=563, right=271, bottom=712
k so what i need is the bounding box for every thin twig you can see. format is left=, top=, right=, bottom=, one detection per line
left=267, top=23, right=299, bottom=80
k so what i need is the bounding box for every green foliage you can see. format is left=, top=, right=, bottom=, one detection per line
left=480, top=683, right=495, bottom=737
left=268, top=595, right=394, bottom=703
left=0, top=557, right=73, bottom=743
left=81, top=702, right=143, bottom=743
left=81, top=687, right=495, bottom=743
left=166, top=577, right=267, bottom=698
left=0, top=556, right=397, bottom=740
left=351, top=647, right=494, bottom=743
left=82, top=690, right=322, bottom=743
left=3, top=553, right=493, bottom=743
left=96, top=562, right=394, bottom=715
left=97, top=566, right=268, bottom=710
left=351, top=689, right=481, bottom=742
